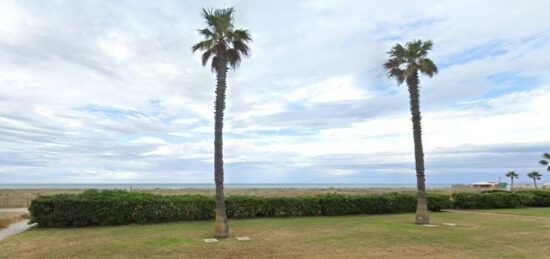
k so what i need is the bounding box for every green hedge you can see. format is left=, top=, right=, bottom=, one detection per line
left=29, top=190, right=550, bottom=227
left=29, top=190, right=449, bottom=227
left=427, top=193, right=453, bottom=211
left=29, top=191, right=215, bottom=227
left=451, top=191, right=550, bottom=209
left=517, top=191, right=550, bottom=207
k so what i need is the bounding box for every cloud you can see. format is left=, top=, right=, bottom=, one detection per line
left=329, top=169, right=358, bottom=176
left=0, top=0, right=549, bottom=183
left=286, top=75, right=368, bottom=103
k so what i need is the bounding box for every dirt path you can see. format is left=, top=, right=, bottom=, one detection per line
left=0, top=220, right=31, bottom=241
left=0, top=208, right=31, bottom=241
left=0, top=208, right=28, bottom=213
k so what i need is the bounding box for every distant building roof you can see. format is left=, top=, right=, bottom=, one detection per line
left=472, top=181, right=496, bottom=186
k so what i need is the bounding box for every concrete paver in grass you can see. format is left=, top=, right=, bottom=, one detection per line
left=442, top=223, right=457, bottom=226
left=236, top=236, right=251, bottom=241
left=421, top=224, right=437, bottom=227
left=203, top=238, right=218, bottom=243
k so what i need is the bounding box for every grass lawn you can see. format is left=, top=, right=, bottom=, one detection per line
left=1, top=208, right=550, bottom=258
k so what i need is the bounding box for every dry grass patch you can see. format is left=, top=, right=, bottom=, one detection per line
left=0, top=212, right=28, bottom=229
left=0, top=187, right=487, bottom=208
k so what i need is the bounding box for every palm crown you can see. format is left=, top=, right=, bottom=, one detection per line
left=539, top=153, right=550, bottom=171
left=527, top=171, right=542, bottom=180
left=192, top=8, right=251, bottom=70
left=505, top=171, right=518, bottom=179
left=384, top=40, right=438, bottom=85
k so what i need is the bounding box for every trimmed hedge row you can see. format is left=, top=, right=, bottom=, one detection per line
left=451, top=191, right=550, bottom=209
left=29, top=190, right=550, bottom=227
left=29, top=190, right=449, bottom=227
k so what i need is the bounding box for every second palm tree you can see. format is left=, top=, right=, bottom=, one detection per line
left=384, top=40, right=438, bottom=224
left=505, top=171, right=518, bottom=192
left=192, top=7, right=251, bottom=238
left=527, top=171, right=542, bottom=189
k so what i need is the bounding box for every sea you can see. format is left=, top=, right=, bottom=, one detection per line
left=0, top=183, right=454, bottom=189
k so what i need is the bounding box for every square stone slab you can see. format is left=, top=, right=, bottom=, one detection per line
left=422, top=224, right=437, bottom=227
left=442, top=223, right=457, bottom=226
left=236, top=236, right=251, bottom=241
left=203, top=238, right=219, bottom=243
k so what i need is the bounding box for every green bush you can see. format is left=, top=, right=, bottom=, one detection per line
left=29, top=190, right=450, bottom=227
left=29, top=190, right=215, bottom=227
left=226, top=196, right=321, bottom=217
left=452, top=190, right=550, bottom=209
left=516, top=190, right=550, bottom=207
left=427, top=193, right=452, bottom=211
left=480, top=189, right=509, bottom=194
left=452, top=192, right=528, bottom=209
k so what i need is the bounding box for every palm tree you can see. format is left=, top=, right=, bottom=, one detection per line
left=539, top=153, right=550, bottom=172
left=192, top=7, right=251, bottom=238
left=527, top=171, right=542, bottom=189
left=505, top=171, right=519, bottom=192
left=383, top=40, right=438, bottom=224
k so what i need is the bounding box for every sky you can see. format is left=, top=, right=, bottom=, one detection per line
left=0, top=0, right=549, bottom=184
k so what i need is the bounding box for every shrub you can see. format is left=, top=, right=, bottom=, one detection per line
left=29, top=190, right=215, bottom=227
left=29, top=190, right=450, bottom=227
left=427, top=193, right=452, bottom=211
left=480, top=190, right=509, bottom=194
left=516, top=190, right=550, bottom=207
left=452, top=192, right=528, bottom=209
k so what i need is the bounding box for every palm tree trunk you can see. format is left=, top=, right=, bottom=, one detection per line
left=510, top=178, right=514, bottom=193
left=533, top=179, right=537, bottom=189
left=407, top=70, right=429, bottom=225
left=213, top=56, right=229, bottom=238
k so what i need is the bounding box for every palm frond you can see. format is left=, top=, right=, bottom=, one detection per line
left=405, top=40, right=422, bottom=60
left=387, top=68, right=405, bottom=85
left=192, top=39, right=214, bottom=53
left=387, top=44, right=406, bottom=60
left=383, top=58, right=403, bottom=70
left=540, top=160, right=549, bottom=166
left=227, top=48, right=242, bottom=69
left=202, top=8, right=217, bottom=27
left=232, top=40, right=250, bottom=56
left=214, top=7, right=234, bottom=33
left=210, top=56, right=219, bottom=72
left=419, top=40, right=433, bottom=57
left=198, top=28, right=215, bottom=39
left=201, top=49, right=214, bottom=66
left=419, top=58, right=438, bottom=77
left=232, top=29, right=252, bottom=42
left=544, top=153, right=550, bottom=159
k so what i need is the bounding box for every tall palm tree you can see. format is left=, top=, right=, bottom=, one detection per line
left=505, top=171, right=518, bottom=192
left=527, top=171, right=542, bottom=189
left=384, top=40, right=438, bottom=224
left=192, top=7, right=251, bottom=238
left=539, top=153, right=550, bottom=172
